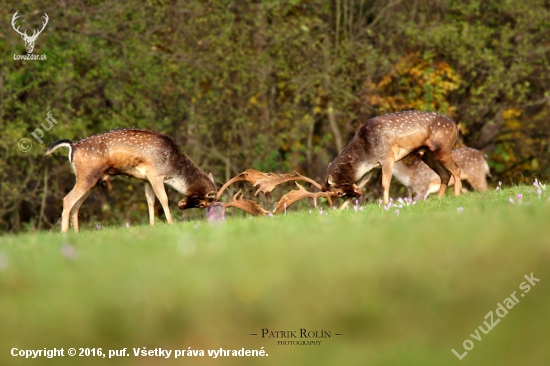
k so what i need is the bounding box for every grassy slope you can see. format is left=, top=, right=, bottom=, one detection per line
left=0, top=186, right=549, bottom=366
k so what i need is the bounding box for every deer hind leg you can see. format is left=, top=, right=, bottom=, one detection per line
left=421, top=151, right=452, bottom=198
left=380, top=159, right=395, bottom=204
left=62, top=180, right=96, bottom=233
left=70, top=190, right=92, bottom=232
left=144, top=182, right=156, bottom=226
left=147, top=176, right=173, bottom=224
left=438, top=154, right=461, bottom=196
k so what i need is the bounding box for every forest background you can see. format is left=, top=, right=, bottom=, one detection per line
left=1, top=0, right=549, bottom=232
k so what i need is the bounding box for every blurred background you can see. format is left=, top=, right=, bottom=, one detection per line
left=1, top=0, right=549, bottom=232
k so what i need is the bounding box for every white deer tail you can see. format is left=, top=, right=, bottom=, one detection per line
left=45, top=139, right=73, bottom=163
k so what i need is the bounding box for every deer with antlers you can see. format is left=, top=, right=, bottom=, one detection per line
left=11, top=11, right=49, bottom=54
left=393, top=147, right=490, bottom=198
left=46, top=129, right=217, bottom=232
left=321, top=110, right=462, bottom=204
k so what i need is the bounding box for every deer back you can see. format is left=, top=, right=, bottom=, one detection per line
left=69, top=129, right=216, bottom=198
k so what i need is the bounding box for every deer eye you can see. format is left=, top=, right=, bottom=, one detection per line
left=337, top=191, right=344, bottom=197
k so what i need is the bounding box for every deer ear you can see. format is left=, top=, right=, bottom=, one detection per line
left=208, top=172, right=214, bottom=183
left=327, top=175, right=335, bottom=187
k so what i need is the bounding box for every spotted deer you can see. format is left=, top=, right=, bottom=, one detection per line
left=393, top=147, right=490, bottom=198
left=46, top=129, right=217, bottom=233
left=321, top=110, right=462, bottom=204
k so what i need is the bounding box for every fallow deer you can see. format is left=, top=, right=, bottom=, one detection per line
left=393, top=147, right=490, bottom=198
left=46, top=128, right=217, bottom=233
left=321, top=110, right=462, bottom=204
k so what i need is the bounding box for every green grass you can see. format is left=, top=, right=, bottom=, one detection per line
left=0, top=186, right=549, bottom=366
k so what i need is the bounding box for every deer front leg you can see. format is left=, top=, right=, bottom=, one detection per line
left=381, top=160, right=395, bottom=204
left=339, top=197, right=353, bottom=210
left=147, top=176, right=174, bottom=224
left=144, top=182, right=156, bottom=226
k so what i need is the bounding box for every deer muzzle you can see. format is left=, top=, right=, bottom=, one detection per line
left=328, top=184, right=362, bottom=198
left=178, top=192, right=217, bottom=210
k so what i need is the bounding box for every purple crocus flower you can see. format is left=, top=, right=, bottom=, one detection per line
left=61, top=243, right=78, bottom=260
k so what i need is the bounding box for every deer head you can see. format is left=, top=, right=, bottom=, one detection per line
left=322, top=175, right=362, bottom=199
left=12, top=11, right=49, bottom=54
left=178, top=173, right=217, bottom=209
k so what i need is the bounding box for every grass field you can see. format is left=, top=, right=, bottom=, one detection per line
left=0, top=185, right=549, bottom=366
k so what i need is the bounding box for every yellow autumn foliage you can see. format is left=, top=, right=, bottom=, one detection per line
left=366, top=52, right=461, bottom=117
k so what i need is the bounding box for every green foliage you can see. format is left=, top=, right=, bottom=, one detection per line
left=0, top=0, right=549, bottom=231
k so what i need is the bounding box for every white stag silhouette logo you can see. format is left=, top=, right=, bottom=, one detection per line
left=11, top=11, right=49, bottom=54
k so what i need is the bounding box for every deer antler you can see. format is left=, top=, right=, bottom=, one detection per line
left=216, top=169, right=267, bottom=200
left=273, top=183, right=333, bottom=214
left=213, top=190, right=270, bottom=216
left=216, top=169, right=322, bottom=202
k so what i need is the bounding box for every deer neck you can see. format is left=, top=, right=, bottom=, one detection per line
left=164, top=154, right=213, bottom=197
left=328, top=138, right=377, bottom=184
